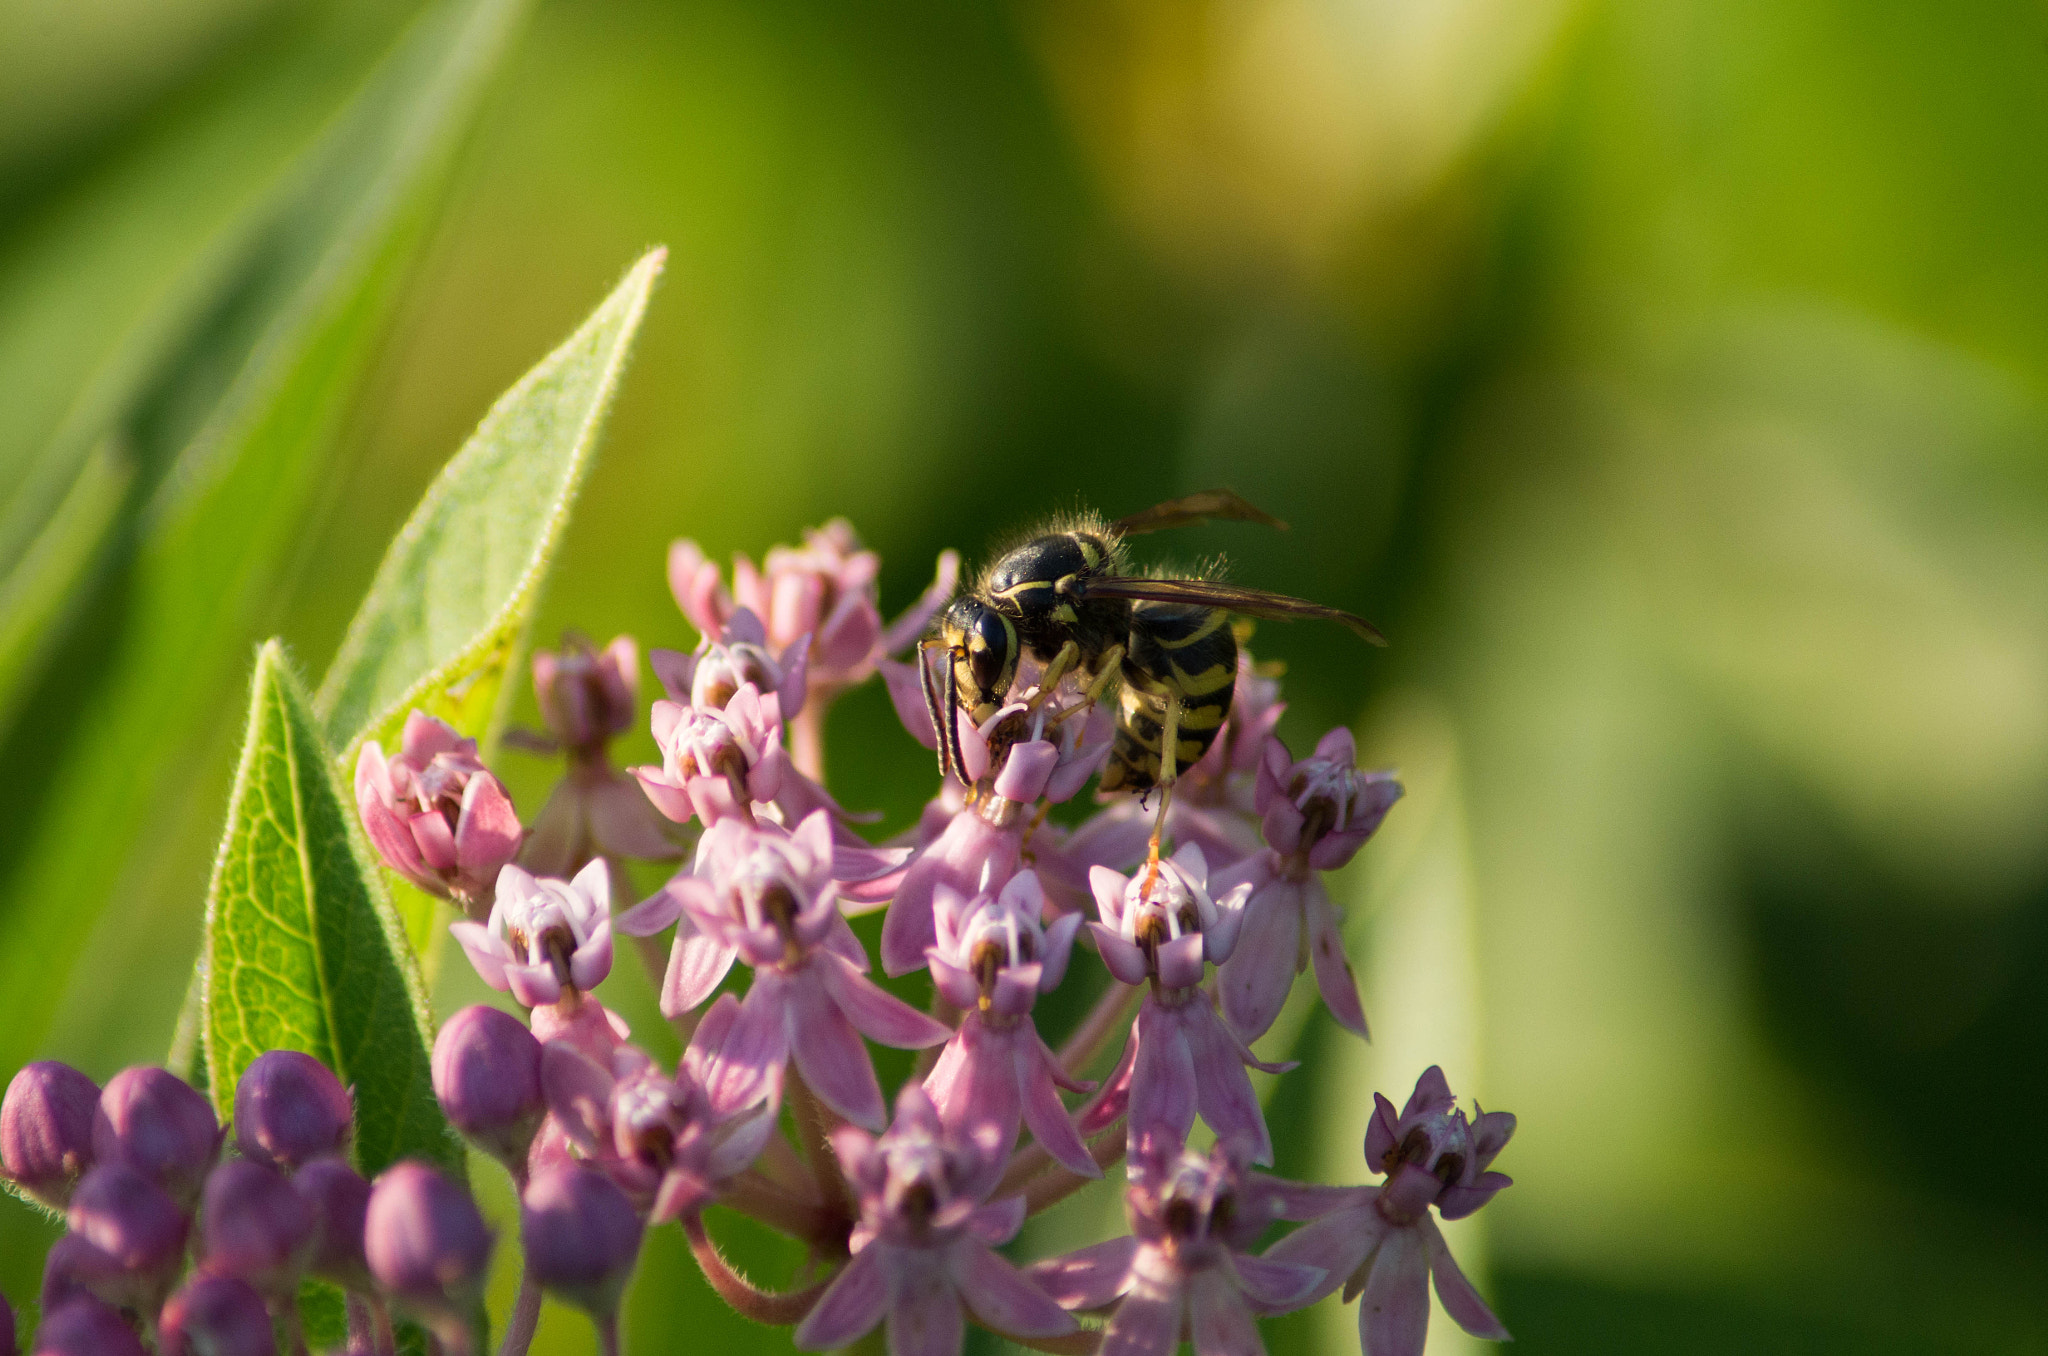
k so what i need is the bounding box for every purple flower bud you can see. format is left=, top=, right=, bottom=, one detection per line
left=158, top=1275, right=275, bottom=1356
left=233, top=1050, right=353, bottom=1171
left=355, top=711, right=523, bottom=917
left=534, top=634, right=640, bottom=756
left=293, top=1158, right=372, bottom=1291
left=519, top=1165, right=643, bottom=1317
left=28, top=1299, right=145, bottom=1356
left=201, top=1158, right=314, bottom=1297
left=430, top=1005, right=544, bottom=1171
left=91, top=1067, right=220, bottom=1208
left=1, top=1062, right=99, bottom=1209
left=64, top=1164, right=189, bottom=1311
left=364, top=1161, right=493, bottom=1335
left=37, top=1236, right=108, bottom=1315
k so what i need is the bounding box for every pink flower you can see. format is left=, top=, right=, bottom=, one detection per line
left=617, top=812, right=949, bottom=1131
left=650, top=609, right=810, bottom=722
left=879, top=693, right=1111, bottom=977
left=1215, top=728, right=1402, bottom=1043
left=1263, top=1067, right=1514, bottom=1356
left=355, top=711, right=522, bottom=915
left=450, top=860, right=614, bottom=1009
left=539, top=995, right=777, bottom=1223
left=522, top=634, right=682, bottom=878
left=1080, top=847, right=1292, bottom=1165
left=921, top=873, right=1095, bottom=1181
left=794, top=1085, right=1074, bottom=1356
left=669, top=521, right=957, bottom=698
left=1028, top=1135, right=1324, bottom=1356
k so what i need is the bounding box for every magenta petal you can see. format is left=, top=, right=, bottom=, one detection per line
left=1231, top=1253, right=1325, bottom=1314
left=1044, top=738, right=1113, bottom=804
left=967, top=1195, right=1027, bottom=1247
left=927, top=956, right=980, bottom=1011
left=954, top=1242, right=1076, bottom=1339
left=818, top=952, right=950, bottom=1049
left=1187, top=1271, right=1261, bottom=1356
left=409, top=809, right=459, bottom=873
left=703, top=980, right=791, bottom=1115
left=455, top=774, right=522, bottom=879
left=1403, top=1067, right=1455, bottom=1119
left=1436, top=1171, right=1511, bottom=1221
left=682, top=992, right=741, bottom=1086
left=1305, top=884, right=1368, bottom=1039
left=1366, top=1093, right=1401, bottom=1167
left=1183, top=1003, right=1272, bottom=1165
left=1028, top=1237, right=1138, bottom=1310
left=539, top=1044, right=615, bottom=1154
left=614, top=882, right=684, bottom=937
left=1155, top=933, right=1207, bottom=991
left=786, top=969, right=888, bottom=1130
left=1360, top=1226, right=1431, bottom=1356
left=993, top=741, right=1059, bottom=803
left=570, top=918, right=614, bottom=991
left=632, top=768, right=697, bottom=824
left=1040, top=913, right=1082, bottom=992
left=1470, top=1110, right=1517, bottom=1170
left=1264, top=1204, right=1382, bottom=1305
left=662, top=922, right=738, bottom=1018
left=1077, top=1035, right=1136, bottom=1135
left=449, top=922, right=510, bottom=991
left=1423, top=1217, right=1509, bottom=1339
left=889, top=1255, right=965, bottom=1356
left=1019, top=1039, right=1098, bottom=1179
left=927, top=1023, right=1020, bottom=1180
left=1088, top=866, right=1129, bottom=926
left=506, top=962, right=564, bottom=1009
left=1218, top=879, right=1300, bottom=1043
left=1101, top=1281, right=1183, bottom=1356
left=1128, top=1003, right=1198, bottom=1149
left=879, top=657, right=940, bottom=749
left=793, top=1246, right=888, bottom=1350
left=1090, top=924, right=1152, bottom=986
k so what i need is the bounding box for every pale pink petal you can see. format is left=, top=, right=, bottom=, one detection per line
left=966, top=1195, right=1027, bottom=1246
left=613, top=881, right=685, bottom=937
left=953, top=1242, right=1076, bottom=1339
left=667, top=540, right=733, bottom=640
left=507, top=962, right=564, bottom=1009
left=1360, top=1227, right=1430, bottom=1356
left=792, top=1246, right=888, bottom=1350
left=1039, top=913, right=1083, bottom=992
left=1305, top=883, right=1368, bottom=1039
left=1423, top=1217, right=1509, bottom=1339
left=401, top=709, right=469, bottom=760
left=1076, top=1036, right=1136, bottom=1135
left=1090, top=923, right=1151, bottom=986
left=682, top=992, right=742, bottom=1086
left=1263, top=1203, right=1383, bottom=1305
left=1187, top=1271, right=1262, bottom=1356
left=1129, top=1003, right=1198, bottom=1148
left=449, top=921, right=510, bottom=990
left=889, top=1256, right=965, bottom=1356
left=1183, top=1004, right=1271, bottom=1165
left=878, top=657, right=939, bottom=749
left=410, top=808, right=459, bottom=872
left=993, top=741, right=1060, bottom=803
left=786, top=969, right=888, bottom=1130
left=1230, top=1253, right=1325, bottom=1313
left=1156, top=932, right=1207, bottom=991
left=926, top=956, right=980, bottom=1011
left=703, top=980, right=791, bottom=1115
left=1027, top=1237, right=1138, bottom=1311
left=1365, top=1093, right=1401, bottom=1167
left=1101, top=1283, right=1183, bottom=1356
left=1437, top=1171, right=1511, bottom=1221
left=454, top=774, right=522, bottom=879
left=1312, top=725, right=1357, bottom=766
left=1043, top=738, right=1113, bottom=804
left=926, top=1023, right=1020, bottom=1173
left=1470, top=1110, right=1517, bottom=1171
left=664, top=923, right=738, bottom=1018
left=540, top=1043, right=616, bottom=1154
left=632, top=767, right=697, bottom=824
left=819, top=952, right=951, bottom=1049
left=1218, top=879, right=1301, bottom=1042
left=1088, top=866, right=1130, bottom=927
left=1019, top=1039, right=1098, bottom=1179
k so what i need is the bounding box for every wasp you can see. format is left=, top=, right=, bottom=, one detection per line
left=919, top=490, right=1385, bottom=859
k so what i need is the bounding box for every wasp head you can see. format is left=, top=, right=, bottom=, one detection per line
left=939, top=596, right=1017, bottom=719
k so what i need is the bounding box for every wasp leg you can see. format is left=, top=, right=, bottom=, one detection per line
left=1049, top=644, right=1125, bottom=736
left=1141, top=692, right=1184, bottom=884
left=1026, top=640, right=1083, bottom=713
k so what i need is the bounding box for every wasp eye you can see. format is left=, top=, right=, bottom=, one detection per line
left=968, top=611, right=1012, bottom=696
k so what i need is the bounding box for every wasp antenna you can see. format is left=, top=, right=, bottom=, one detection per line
left=918, top=640, right=956, bottom=782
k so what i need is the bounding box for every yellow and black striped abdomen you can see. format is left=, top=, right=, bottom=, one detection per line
left=1098, top=601, right=1238, bottom=795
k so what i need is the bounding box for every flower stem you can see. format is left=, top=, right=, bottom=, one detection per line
left=786, top=1070, right=854, bottom=1221
left=1021, top=1124, right=1128, bottom=1215
left=683, top=1216, right=832, bottom=1324
left=999, top=1330, right=1102, bottom=1354
left=1057, top=981, right=1141, bottom=1079
left=497, top=1268, right=543, bottom=1356
left=724, top=1171, right=845, bottom=1245
left=597, top=1314, right=623, bottom=1356
left=790, top=705, right=828, bottom=784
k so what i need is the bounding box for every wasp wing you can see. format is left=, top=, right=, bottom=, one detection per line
left=1110, top=490, right=1288, bottom=536
left=1076, top=575, right=1387, bottom=645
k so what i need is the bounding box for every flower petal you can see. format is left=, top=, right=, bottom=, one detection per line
left=792, top=1246, right=888, bottom=1350
left=449, top=921, right=510, bottom=991
left=703, top=979, right=791, bottom=1116
left=953, top=1242, right=1076, bottom=1339
left=1183, top=1002, right=1271, bottom=1165
left=1423, top=1217, right=1510, bottom=1340
left=1401, top=1067, right=1455, bottom=1120
left=1261, top=1204, right=1383, bottom=1306
left=1359, top=1226, right=1430, bottom=1356
left=455, top=773, right=523, bottom=880
left=1019, top=1039, right=1098, bottom=1179
left=569, top=917, right=614, bottom=992
left=663, top=922, right=737, bottom=1018
left=1155, top=932, right=1207, bottom=991
left=1027, top=1237, right=1138, bottom=1311
left=1090, top=923, right=1152, bottom=986
left=818, top=952, right=951, bottom=1049
left=889, top=1256, right=966, bottom=1356
left=1304, top=882, right=1368, bottom=1040
left=1128, top=1002, right=1198, bottom=1149
left=540, top=1043, right=615, bottom=1155
left=1187, top=1271, right=1262, bottom=1356
left=1230, top=1253, right=1325, bottom=1314
left=1217, top=877, right=1301, bottom=1043
left=1100, top=1280, right=1183, bottom=1356
left=786, top=969, right=888, bottom=1130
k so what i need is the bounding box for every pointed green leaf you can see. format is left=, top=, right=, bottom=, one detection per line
left=0, top=0, right=528, bottom=1082
left=316, top=247, right=669, bottom=760
left=202, top=640, right=455, bottom=1176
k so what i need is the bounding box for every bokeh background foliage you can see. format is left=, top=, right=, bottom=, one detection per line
left=4, top=0, right=2048, bottom=1352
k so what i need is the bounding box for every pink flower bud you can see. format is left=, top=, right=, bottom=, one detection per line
left=519, top=1165, right=643, bottom=1318
left=355, top=711, right=523, bottom=916
left=292, top=1159, right=372, bottom=1292
left=364, top=1161, right=493, bottom=1337
left=233, top=1050, right=352, bottom=1171
left=533, top=634, right=639, bottom=756
left=28, top=1299, right=145, bottom=1356
left=91, top=1067, right=220, bottom=1210
left=64, top=1164, right=189, bottom=1312
left=1, top=1062, right=99, bottom=1209
left=200, top=1158, right=314, bottom=1297
left=430, top=1005, right=544, bottom=1172
left=158, top=1275, right=275, bottom=1356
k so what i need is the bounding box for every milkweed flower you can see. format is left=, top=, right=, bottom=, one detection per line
left=1263, top=1066, right=1513, bottom=1356
left=793, top=1085, right=1075, bottom=1354
left=1080, top=845, right=1289, bottom=1164
left=450, top=859, right=614, bottom=1010
left=618, top=811, right=949, bottom=1130
left=354, top=711, right=522, bottom=917
left=1029, top=1135, right=1323, bottom=1356
left=922, top=872, right=1095, bottom=1180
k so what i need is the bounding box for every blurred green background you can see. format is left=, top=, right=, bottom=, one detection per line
left=7, top=0, right=2048, bottom=1351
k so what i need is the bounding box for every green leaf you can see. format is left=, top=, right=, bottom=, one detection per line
left=201, top=640, right=455, bottom=1176
left=0, top=0, right=529, bottom=1082
left=316, top=247, right=669, bottom=757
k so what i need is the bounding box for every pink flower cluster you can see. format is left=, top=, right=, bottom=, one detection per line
left=328, top=518, right=1516, bottom=1356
